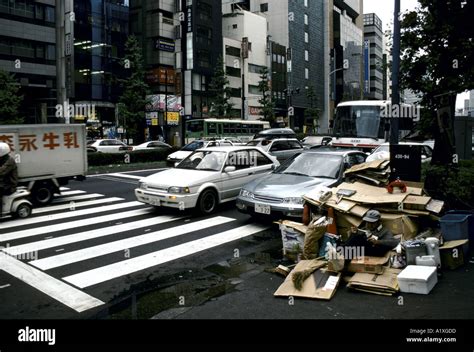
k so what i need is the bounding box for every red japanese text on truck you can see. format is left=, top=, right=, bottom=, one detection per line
left=0, top=124, right=87, bottom=205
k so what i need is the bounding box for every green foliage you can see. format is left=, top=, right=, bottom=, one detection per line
left=422, top=161, right=474, bottom=209
left=118, top=36, right=151, bottom=144
left=257, top=67, right=275, bottom=125
left=87, top=148, right=178, bottom=167
left=0, top=70, right=24, bottom=125
left=209, top=56, right=234, bottom=118
left=400, top=0, right=474, bottom=108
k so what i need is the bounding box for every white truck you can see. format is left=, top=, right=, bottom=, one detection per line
left=0, top=124, right=88, bottom=205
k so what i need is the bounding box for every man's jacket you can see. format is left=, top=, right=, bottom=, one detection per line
left=0, top=155, right=19, bottom=193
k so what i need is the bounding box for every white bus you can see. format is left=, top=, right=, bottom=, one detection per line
left=185, top=119, right=270, bottom=144
left=332, top=100, right=415, bottom=152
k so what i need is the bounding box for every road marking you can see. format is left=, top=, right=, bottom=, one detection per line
left=88, top=168, right=167, bottom=177
left=30, top=217, right=235, bottom=270
left=94, top=176, right=139, bottom=186
left=0, top=254, right=104, bottom=312
left=0, top=207, right=153, bottom=242
left=52, top=194, right=106, bottom=203
left=63, top=224, right=269, bottom=288
left=59, top=187, right=70, bottom=191
left=6, top=216, right=182, bottom=255
left=0, top=201, right=144, bottom=231
left=57, top=190, right=86, bottom=196
left=34, top=198, right=123, bottom=215
left=0, top=284, right=11, bottom=289
left=108, top=173, right=144, bottom=180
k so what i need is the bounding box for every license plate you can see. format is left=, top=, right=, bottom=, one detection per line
left=255, top=203, right=271, bottom=215
left=148, top=196, right=161, bottom=206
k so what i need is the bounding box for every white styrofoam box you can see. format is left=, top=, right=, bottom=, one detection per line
left=398, top=265, right=438, bottom=295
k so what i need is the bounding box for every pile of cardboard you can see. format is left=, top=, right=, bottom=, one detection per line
left=303, top=180, right=444, bottom=241
left=347, top=268, right=401, bottom=296
left=344, top=159, right=391, bottom=186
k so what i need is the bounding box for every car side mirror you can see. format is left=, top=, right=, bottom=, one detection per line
left=224, top=166, right=236, bottom=173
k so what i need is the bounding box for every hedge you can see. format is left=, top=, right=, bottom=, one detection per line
left=87, top=148, right=178, bottom=167
left=422, top=160, right=474, bottom=210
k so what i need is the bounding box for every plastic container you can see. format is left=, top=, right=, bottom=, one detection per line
left=439, top=214, right=470, bottom=241
left=425, top=238, right=441, bottom=268
left=447, top=211, right=474, bottom=250
left=398, top=265, right=438, bottom=295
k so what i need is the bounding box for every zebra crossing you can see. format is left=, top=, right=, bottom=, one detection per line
left=0, top=185, right=270, bottom=314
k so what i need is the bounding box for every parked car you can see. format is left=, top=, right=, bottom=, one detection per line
left=87, top=139, right=132, bottom=153
left=247, top=138, right=304, bottom=163
left=132, top=141, right=173, bottom=151
left=167, top=139, right=234, bottom=165
left=366, top=142, right=433, bottom=163
left=236, top=150, right=367, bottom=219
left=302, top=136, right=332, bottom=149
left=253, top=128, right=297, bottom=141
left=136, top=147, right=279, bottom=215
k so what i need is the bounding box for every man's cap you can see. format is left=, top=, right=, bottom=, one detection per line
left=363, top=210, right=381, bottom=223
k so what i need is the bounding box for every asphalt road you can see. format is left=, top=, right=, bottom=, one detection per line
left=0, top=169, right=473, bottom=321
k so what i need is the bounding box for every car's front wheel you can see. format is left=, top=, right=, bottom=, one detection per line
left=197, top=189, right=218, bottom=215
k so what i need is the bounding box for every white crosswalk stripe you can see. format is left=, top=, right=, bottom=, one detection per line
left=0, top=186, right=271, bottom=313
left=30, top=217, right=235, bottom=270
left=0, top=207, right=153, bottom=242
left=108, top=173, right=144, bottom=181
left=57, top=190, right=86, bottom=196
left=52, top=193, right=106, bottom=203
left=0, top=201, right=144, bottom=231
left=63, top=224, right=268, bottom=288
left=34, top=197, right=123, bottom=214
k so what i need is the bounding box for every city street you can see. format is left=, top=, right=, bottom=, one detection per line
left=0, top=170, right=473, bottom=320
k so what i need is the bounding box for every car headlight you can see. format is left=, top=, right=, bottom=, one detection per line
left=168, top=187, right=190, bottom=194
left=239, top=189, right=254, bottom=199
left=139, top=182, right=148, bottom=190
left=283, top=197, right=304, bottom=205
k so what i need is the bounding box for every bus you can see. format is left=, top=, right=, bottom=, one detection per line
left=332, top=100, right=415, bottom=152
left=185, top=119, right=270, bottom=143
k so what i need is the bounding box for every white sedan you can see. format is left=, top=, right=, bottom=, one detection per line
left=135, top=147, right=279, bottom=215
left=366, top=142, right=433, bottom=163
left=132, top=141, right=172, bottom=151
left=87, top=139, right=131, bottom=153
left=167, top=140, right=234, bottom=165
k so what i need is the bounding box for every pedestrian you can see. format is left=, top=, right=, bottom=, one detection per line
left=0, top=143, right=19, bottom=219
left=344, top=210, right=399, bottom=257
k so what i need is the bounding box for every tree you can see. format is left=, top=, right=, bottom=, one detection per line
left=0, top=70, right=24, bottom=124
left=257, top=67, right=275, bottom=125
left=400, top=0, right=474, bottom=165
left=209, top=56, right=233, bottom=118
left=118, top=36, right=150, bottom=144
left=305, top=86, right=320, bottom=134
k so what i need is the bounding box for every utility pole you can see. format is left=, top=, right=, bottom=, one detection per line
left=390, top=0, right=401, bottom=145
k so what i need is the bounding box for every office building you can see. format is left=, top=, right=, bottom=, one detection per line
left=363, top=13, right=383, bottom=100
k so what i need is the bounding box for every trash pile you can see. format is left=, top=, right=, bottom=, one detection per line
left=272, top=161, right=473, bottom=301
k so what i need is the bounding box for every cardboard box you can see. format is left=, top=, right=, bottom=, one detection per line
left=381, top=214, right=419, bottom=240
left=347, top=269, right=400, bottom=296
left=439, top=240, right=469, bottom=270
left=348, top=253, right=390, bottom=275
left=274, top=261, right=341, bottom=300
left=398, top=265, right=438, bottom=295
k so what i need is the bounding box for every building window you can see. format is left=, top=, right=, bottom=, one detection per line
left=305, top=68, right=309, bottom=80
left=304, top=0, right=308, bottom=7
left=305, top=32, right=309, bottom=43
left=305, top=50, right=309, bottom=61
left=226, top=66, right=241, bottom=77
left=233, top=24, right=238, bottom=29
left=248, top=85, right=261, bottom=95
left=226, top=46, right=241, bottom=57
left=304, top=14, right=308, bottom=25
left=260, top=3, right=268, bottom=12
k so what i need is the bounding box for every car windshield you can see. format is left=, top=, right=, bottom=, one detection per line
left=373, top=145, right=390, bottom=153
left=182, top=141, right=205, bottom=152
left=177, top=151, right=227, bottom=172
left=274, top=153, right=343, bottom=179
left=246, top=141, right=260, bottom=146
